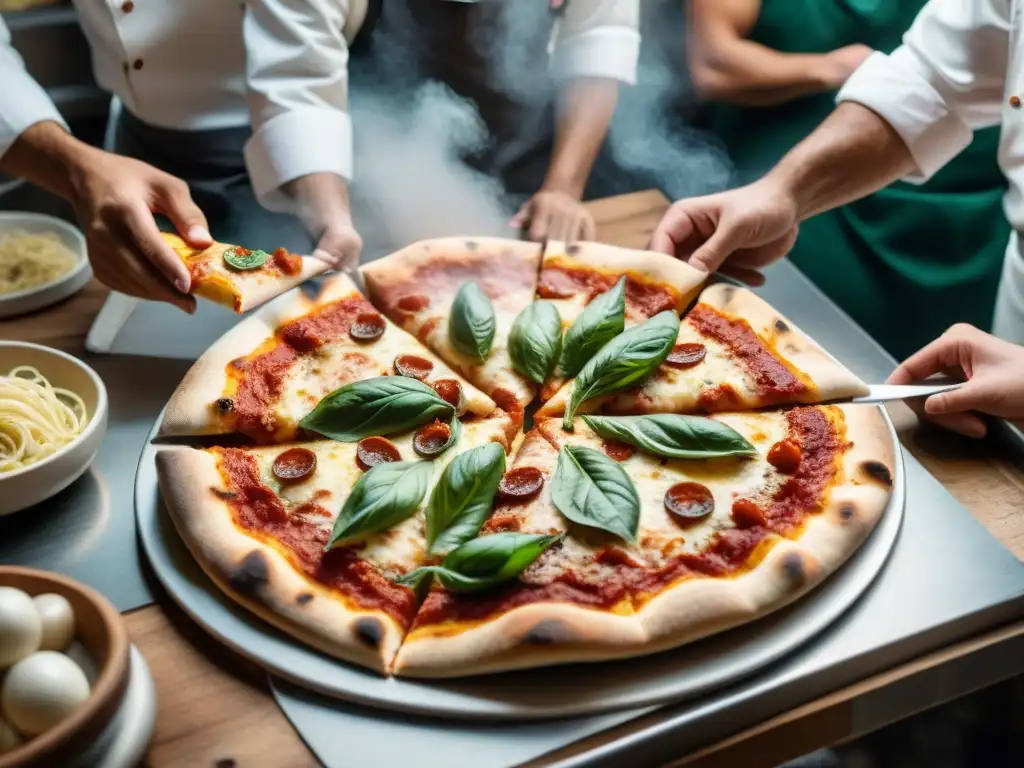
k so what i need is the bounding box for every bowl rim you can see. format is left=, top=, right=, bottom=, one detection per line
left=0, top=212, right=90, bottom=304
left=0, top=566, right=130, bottom=768
left=0, top=341, right=109, bottom=481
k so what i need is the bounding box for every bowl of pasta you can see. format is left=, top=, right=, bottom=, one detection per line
left=0, top=342, right=108, bottom=516
left=0, top=213, right=91, bottom=320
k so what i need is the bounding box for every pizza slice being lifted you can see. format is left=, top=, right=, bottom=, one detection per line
left=160, top=272, right=498, bottom=444
left=393, top=406, right=893, bottom=677
left=162, top=232, right=329, bottom=314
left=360, top=237, right=543, bottom=423
left=538, top=284, right=869, bottom=421
left=531, top=241, right=707, bottom=400
left=156, top=413, right=516, bottom=674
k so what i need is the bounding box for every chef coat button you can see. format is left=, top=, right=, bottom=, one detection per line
left=121, top=1, right=134, bottom=12
left=1011, top=96, right=1022, bottom=109
left=132, top=59, right=144, bottom=71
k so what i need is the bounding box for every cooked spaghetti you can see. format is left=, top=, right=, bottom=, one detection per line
left=0, top=230, right=78, bottom=295
left=0, top=366, right=89, bottom=473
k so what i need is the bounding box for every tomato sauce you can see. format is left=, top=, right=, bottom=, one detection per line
left=536, top=265, right=678, bottom=318
left=215, top=448, right=418, bottom=626
left=413, top=406, right=841, bottom=628
left=689, top=305, right=809, bottom=403
left=272, top=247, right=302, bottom=276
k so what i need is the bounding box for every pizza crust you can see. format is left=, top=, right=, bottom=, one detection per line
left=544, top=240, right=707, bottom=312
left=155, top=447, right=408, bottom=673
left=699, top=284, right=869, bottom=401
left=393, top=405, right=894, bottom=677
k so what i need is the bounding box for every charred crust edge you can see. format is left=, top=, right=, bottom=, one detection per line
left=774, top=319, right=789, bottom=333
left=782, top=552, right=808, bottom=586
left=839, top=503, right=856, bottom=522
left=296, top=592, right=314, bottom=606
left=354, top=617, right=384, bottom=648
left=524, top=619, right=577, bottom=646
left=465, top=240, right=478, bottom=251
left=228, top=551, right=270, bottom=597
left=861, top=460, right=893, bottom=488
left=212, top=488, right=238, bottom=501
left=566, top=243, right=582, bottom=255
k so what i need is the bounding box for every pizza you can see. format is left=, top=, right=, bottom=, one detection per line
left=535, top=240, right=707, bottom=400
left=159, top=272, right=499, bottom=444
left=538, top=284, right=869, bottom=420
left=360, top=237, right=543, bottom=423
left=155, top=236, right=895, bottom=679
left=162, top=232, right=328, bottom=313
left=156, top=413, right=515, bottom=673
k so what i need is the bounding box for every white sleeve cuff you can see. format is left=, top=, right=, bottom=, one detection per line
left=244, top=106, right=353, bottom=213
left=551, top=26, right=641, bottom=85
left=0, top=69, right=67, bottom=161
left=837, top=50, right=973, bottom=184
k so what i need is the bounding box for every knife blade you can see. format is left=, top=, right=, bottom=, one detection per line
left=849, top=381, right=964, bottom=404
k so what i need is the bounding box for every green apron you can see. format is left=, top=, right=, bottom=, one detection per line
left=706, top=0, right=1009, bottom=360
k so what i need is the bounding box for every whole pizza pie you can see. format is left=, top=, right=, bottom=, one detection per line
left=155, top=237, right=895, bottom=678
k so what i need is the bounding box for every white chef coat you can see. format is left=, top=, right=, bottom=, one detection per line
left=243, top=0, right=642, bottom=212
left=836, top=0, right=1024, bottom=343
left=0, top=1, right=250, bottom=160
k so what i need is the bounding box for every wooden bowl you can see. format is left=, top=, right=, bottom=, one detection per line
left=0, top=567, right=130, bottom=768
left=0, top=341, right=109, bottom=515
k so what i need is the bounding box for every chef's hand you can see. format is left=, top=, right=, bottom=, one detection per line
left=649, top=180, right=799, bottom=286
left=286, top=172, right=362, bottom=273
left=510, top=189, right=597, bottom=243
left=886, top=324, right=1024, bottom=438
left=67, top=148, right=208, bottom=313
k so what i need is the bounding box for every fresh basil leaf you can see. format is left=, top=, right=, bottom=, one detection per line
left=509, top=301, right=562, bottom=384
left=449, top=282, right=496, bottom=361
left=562, top=310, right=680, bottom=429
left=396, top=532, right=563, bottom=593
left=223, top=247, right=268, bottom=270
left=581, top=414, right=756, bottom=460
left=550, top=445, right=640, bottom=541
left=326, top=460, right=433, bottom=549
left=557, top=276, right=626, bottom=378
left=425, top=443, right=506, bottom=555
left=300, top=376, right=454, bottom=442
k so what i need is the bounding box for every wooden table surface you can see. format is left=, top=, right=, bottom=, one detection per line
left=5, top=189, right=1024, bottom=768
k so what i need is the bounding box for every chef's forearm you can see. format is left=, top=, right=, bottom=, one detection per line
left=769, top=102, right=917, bottom=221
left=283, top=172, right=352, bottom=235
left=0, top=120, right=94, bottom=201
left=543, top=78, right=619, bottom=199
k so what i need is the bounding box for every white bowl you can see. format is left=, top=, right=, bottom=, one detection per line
left=0, top=342, right=108, bottom=515
left=0, top=212, right=92, bottom=319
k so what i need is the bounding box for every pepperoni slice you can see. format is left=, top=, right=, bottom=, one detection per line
left=272, top=447, right=318, bottom=483
left=665, top=343, right=707, bottom=369
left=394, top=354, right=435, bottom=380
left=767, top=439, right=801, bottom=474
left=497, top=466, right=544, bottom=501
left=432, top=379, right=464, bottom=411
left=355, top=436, right=401, bottom=471
left=349, top=312, right=386, bottom=342
left=601, top=439, right=634, bottom=462
left=732, top=498, right=766, bottom=528
left=397, top=294, right=430, bottom=312
left=413, top=420, right=453, bottom=457
left=536, top=268, right=579, bottom=299
left=664, top=482, right=714, bottom=523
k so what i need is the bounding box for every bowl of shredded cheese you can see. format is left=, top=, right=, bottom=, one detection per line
left=0, top=342, right=108, bottom=516
left=0, top=213, right=90, bottom=320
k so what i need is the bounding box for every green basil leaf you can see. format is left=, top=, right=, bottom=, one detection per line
left=223, top=247, right=268, bottom=270
left=300, top=376, right=455, bottom=442
left=396, top=532, right=563, bottom=593
left=562, top=310, right=680, bottom=429
left=449, top=282, right=496, bottom=361
left=508, top=301, right=562, bottom=384
left=550, top=445, right=640, bottom=541
left=425, top=442, right=506, bottom=555
left=557, top=276, right=626, bottom=378
left=326, top=460, right=433, bottom=549
left=581, top=414, right=756, bottom=460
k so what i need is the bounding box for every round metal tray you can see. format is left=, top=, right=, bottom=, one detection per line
left=136, top=408, right=904, bottom=721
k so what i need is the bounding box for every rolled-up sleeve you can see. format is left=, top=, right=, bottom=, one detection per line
left=550, top=0, right=641, bottom=85
left=0, top=16, right=66, bottom=160
left=837, top=0, right=1011, bottom=183
left=243, top=0, right=354, bottom=212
